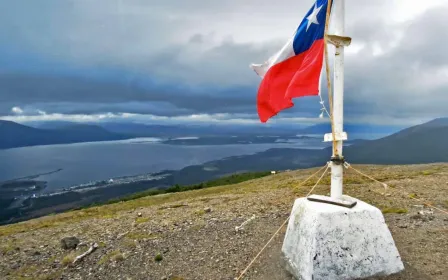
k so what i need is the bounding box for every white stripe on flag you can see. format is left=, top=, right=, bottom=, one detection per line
left=250, top=36, right=295, bottom=78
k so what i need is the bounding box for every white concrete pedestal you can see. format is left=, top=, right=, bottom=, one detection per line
left=281, top=195, right=404, bottom=280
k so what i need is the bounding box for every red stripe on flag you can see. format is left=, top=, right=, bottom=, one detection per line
left=256, top=39, right=324, bottom=123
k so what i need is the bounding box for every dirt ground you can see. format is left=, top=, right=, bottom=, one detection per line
left=0, top=163, right=447, bottom=280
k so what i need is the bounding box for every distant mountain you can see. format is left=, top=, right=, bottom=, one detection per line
left=1, top=118, right=447, bottom=224
left=74, top=122, right=301, bottom=137
left=0, top=121, right=129, bottom=149
left=169, top=118, right=448, bottom=181
left=29, top=121, right=80, bottom=129
left=298, top=122, right=403, bottom=135
left=345, top=117, right=448, bottom=164
left=171, top=118, right=448, bottom=184
left=28, top=120, right=402, bottom=139
left=105, top=122, right=310, bottom=137
left=26, top=121, right=301, bottom=137
left=99, top=123, right=194, bottom=137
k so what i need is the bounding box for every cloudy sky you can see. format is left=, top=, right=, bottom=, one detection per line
left=0, top=0, right=447, bottom=127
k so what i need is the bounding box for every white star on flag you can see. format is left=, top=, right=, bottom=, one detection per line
left=306, top=3, right=323, bottom=31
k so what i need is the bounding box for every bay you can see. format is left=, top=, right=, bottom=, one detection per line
left=0, top=137, right=327, bottom=192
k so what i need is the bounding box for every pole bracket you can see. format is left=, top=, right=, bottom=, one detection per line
left=324, top=132, right=347, bottom=142
left=326, top=34, right=352, bottom=47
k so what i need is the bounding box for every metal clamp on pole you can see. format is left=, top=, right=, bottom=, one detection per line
left=330, top=155, right=345, bottom=165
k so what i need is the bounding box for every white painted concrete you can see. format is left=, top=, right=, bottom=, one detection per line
left=281, top=196, right=404, bottom=280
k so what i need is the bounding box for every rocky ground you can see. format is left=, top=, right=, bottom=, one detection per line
left=0, top=163, right=447, bottom=280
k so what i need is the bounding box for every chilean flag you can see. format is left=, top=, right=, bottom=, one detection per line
left=251, top=0, right=332, bottom=123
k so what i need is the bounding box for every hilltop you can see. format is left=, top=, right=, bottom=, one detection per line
left=0, top=163, right=447, bottom=280
left=0, top=120, right=129, bottom=150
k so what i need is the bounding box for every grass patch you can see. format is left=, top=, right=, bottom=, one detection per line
left=112, top=252, right=125, bottom=262
left=195, top=209, right=206, bottom=216
left=421, top=170, right=437, bottom=176
left=158, top=203, right=188, bottom=210
left=61, top=253, right=76, bottom=266
left=135, top=217, right=150, bottom=224
left=10, top=265, right=38, bottom=280
left=38, top=270, right=63, bottom=280
left=100, top=213, right=116, bottom=219
left=191, top=224, right=203, bottom=231
left=154, top=253, right=163, bottom=262
left=99, top=250, right=124, bottom=265
left=0, top=240, right=18, bottom=255
left=125, top=231, right=158, bottom=240
left=47, top=255, right=58, bottom=264
left=121, top=239, right=137, bottom=249
left=408, top=193, right=418, bottom=199
left=381, top=207, right=408, bottom=214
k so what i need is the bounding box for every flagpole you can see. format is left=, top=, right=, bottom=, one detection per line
left=329, top=0, right=346, bottom=200
left=282, top=2, right=405, bottom=279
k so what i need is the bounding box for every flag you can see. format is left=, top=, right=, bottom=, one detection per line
left=251, top=0, right=332, bottom=123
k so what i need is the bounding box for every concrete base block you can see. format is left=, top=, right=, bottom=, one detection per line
left=281, top=195, right=404, bottom=280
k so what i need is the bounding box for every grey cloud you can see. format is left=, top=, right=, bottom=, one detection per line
left=342, top=6, right=448, bottom=120
left=0, top=73, right=261, bottom=116
left=0, top=0, right=447, bottom=125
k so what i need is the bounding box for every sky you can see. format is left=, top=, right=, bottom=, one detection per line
left=0, top=0, right=447, bottom=127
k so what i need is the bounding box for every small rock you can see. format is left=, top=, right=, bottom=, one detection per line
left=418, top=210, right=434, bottom=215
left=32, top=251, right=41, bottom=256
left=204, top=207, right=212, bottom=213
left=60, top=236, right=80, bottom=250
left=138, top=212, right=143, bottom=217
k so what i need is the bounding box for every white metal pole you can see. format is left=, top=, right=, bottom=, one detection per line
left=330, top=0, right=345, bottom=199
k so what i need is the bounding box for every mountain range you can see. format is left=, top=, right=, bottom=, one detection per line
left=345, top=118, right=448, bottom=164
left=0, top=119, right=403, bottom=149
left=296, top=122, right=403, bottom=135
left=168, top=117, right=448, bottom=184
left=0, top=117, right=447, bottom=224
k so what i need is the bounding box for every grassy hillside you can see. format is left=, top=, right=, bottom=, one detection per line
left=0, top=163, right=447, bottom=280
left=84, top=171, right=272, bottom=208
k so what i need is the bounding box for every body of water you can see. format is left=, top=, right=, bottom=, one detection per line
left=0, top=137, right=328, bottom=192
